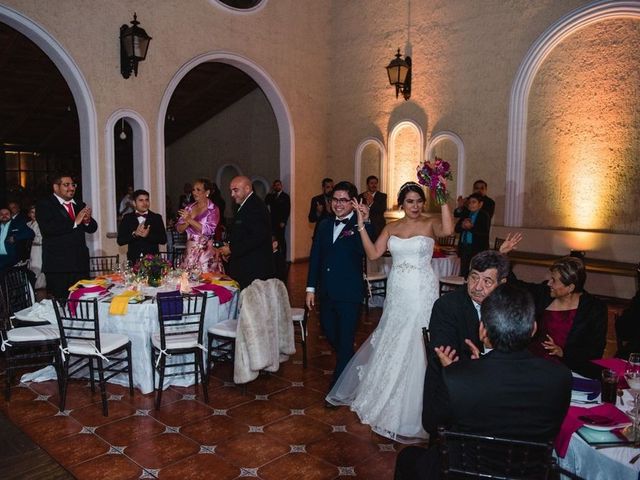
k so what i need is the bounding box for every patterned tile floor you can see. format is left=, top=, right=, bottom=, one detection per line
left=0, top=263, right=403, bottom=479
left=0, top=262, right=625, bottom=479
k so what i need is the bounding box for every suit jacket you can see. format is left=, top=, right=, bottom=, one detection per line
left=0, top=217, right=35, bottom=271
left=308, top=193, right=332, bottom=223
left=357, top=191, right=387, bottom=241
left=265, top=191, right=291, bottom=231
left=454, top=195, right=495, bottom=220
left=444, top=349, right=571, bottom=442
left=423, top=288, right=483, bottom=434
left=117, top=210, right=167, bottom=264
left=306, top=215, right=372, bottom=304
left=455, top=209, right=490, bottom=255
left=228, top=193, right=275, bottom=289
left=36, top=195, right=98, bottom=274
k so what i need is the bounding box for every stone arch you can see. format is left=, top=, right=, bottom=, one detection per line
left=387, top=120, right=424, bottom=207
left=104, top=109, right=151, bottom=232
left=354, top=137, right=386, bottom=197
left=505, top=0, right=640, bottom=226
left=158, top=52, right=294, bottom=256
left=0, top=5, right=100, bottom=251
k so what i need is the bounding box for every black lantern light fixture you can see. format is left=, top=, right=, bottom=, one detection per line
left=386, top=49, right=411, bottom=101
left=120, top=13, right=152, bottom=79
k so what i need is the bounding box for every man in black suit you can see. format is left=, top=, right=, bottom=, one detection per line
left=455, top=192, right=490, bottom=277
left=265, top=179, right=291, bottom=258
left=219, top=176, right=274, bottom=289
left=0, top=207, right=34, bottom=272
left=306, top=181, right=373, bottom=387
left=357, top=175, right=387, bottom=241
left=308, top=177, right=333, bottom=238
left=36, top=173, right=98, bottom=299
left=454, top=179, right=496, bottom=221
left=396, top=283, right=572, bottom=479
left=117, top=189, right=167, bottom=264
left=423, top=250, right=510, bottom=435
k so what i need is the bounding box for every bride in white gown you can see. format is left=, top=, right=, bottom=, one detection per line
left=326, top=181, right=453, bottom=443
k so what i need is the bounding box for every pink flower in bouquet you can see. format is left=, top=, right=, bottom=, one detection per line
left=416, top=156, right=454, bottom=205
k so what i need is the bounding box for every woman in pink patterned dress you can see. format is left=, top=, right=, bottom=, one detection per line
left=176, top=178, right=223, bottom=273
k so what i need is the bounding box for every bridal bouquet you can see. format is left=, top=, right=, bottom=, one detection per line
left=416, top=157, right=453, bottom=206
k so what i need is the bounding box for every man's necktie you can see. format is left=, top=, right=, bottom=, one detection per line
left=64, top=202, right=75, bottom=221
left=334, top=218, right=348, bottom=226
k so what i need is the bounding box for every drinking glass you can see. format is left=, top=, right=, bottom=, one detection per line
left=624, top=353, right=640, bottom=439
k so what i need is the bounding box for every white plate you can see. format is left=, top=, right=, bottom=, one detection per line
left=81, top=291, right=102, bottom=299
left=582, top=422, right=632, bottom=432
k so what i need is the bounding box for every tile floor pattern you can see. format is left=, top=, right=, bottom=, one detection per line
left=0, top=262, right=626, bottom=479
left=0, top=264, right=406, bottom=480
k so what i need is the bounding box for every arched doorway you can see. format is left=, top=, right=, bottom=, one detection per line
left=158, top=52, right=294, bottom=259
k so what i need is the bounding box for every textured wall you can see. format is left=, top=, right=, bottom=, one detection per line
left=165, top=88, right=279, bottom=218
left=525, top=18, right=640, bottom=234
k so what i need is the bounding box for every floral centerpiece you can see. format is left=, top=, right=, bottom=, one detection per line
left=133, top=254, right=171, bottom=287
left=416, top=156, right=453, bottom=206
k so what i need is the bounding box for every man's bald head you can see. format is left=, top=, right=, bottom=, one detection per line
left=230, top=176, right=253, bottom=205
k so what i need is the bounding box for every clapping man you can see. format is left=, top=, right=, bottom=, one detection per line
left=36, top=172, right=98, bottom=298
left=117, top=189, right=167, bottom=264
left=308, top=177, right=333, bottom=238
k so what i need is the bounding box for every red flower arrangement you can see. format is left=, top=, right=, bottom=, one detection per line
left=416, top=157, right=453, bottom=206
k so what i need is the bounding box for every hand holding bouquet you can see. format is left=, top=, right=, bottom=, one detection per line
left=416, top=157, right=453, bottom=206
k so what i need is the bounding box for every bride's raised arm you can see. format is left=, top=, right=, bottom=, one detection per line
left=352, top=198, right=389, bottom=260
left=432, top=202, right=454, bottom=238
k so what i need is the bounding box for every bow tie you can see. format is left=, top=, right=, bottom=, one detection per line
left=334, top=218, right=349, bottom=226
left=136, top=212, right=148, bottom=217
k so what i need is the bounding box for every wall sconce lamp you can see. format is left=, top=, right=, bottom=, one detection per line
left=386, top=49, right=411, bottom=101
left=120, top=13, right=152, bottom=79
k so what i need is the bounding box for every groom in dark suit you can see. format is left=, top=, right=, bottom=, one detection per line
left=117, top=189, right=167, bottom=264
left=36, top=172, right=98, bottom=298
left=306, top=181, right=373, bottom=387
left=220, top=175, right=274, bottom=289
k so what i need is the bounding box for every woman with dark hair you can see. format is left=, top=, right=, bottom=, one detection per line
left=176, top=178, right=223, bottom=273
left=326, top=181, right=453, bottom=443
left=513, top=256, right=607, bottom=377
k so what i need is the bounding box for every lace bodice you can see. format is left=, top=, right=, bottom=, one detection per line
left=388, top=235, right=434, bottom=272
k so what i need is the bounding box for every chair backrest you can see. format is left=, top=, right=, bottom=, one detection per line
left=438, top=427, right=555, bottom=479
left=494, top=237, right=505, bottom=251
left=0, top=282, right=12, bottom=336
left=3, top=266, right=34, bottom=316
left=158, top=250, right=185, bottom=270
left=438, top=235, right=457, bottom=247
left=89, top=255, right=120, bottom=278
left=156, top=292, right=206, bottom=350
left=170, top=229, right=187, bottom=247
left=53, top=298, right=101, bottom=351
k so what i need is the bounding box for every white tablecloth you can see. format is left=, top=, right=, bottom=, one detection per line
left=17, top=291, right=238, bottom=394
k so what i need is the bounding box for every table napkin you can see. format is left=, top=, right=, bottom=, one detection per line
left=97, top=273, right=124, bottom=283
left=109, top=290, right=138, bottom=315
left=68, top=278, right=109, bottom=292
left=192, top=283, right=233, bottom=304
left=68, top=286, right=107, bottom=315
left=572, top=377, right=601, bottom=399
left=200, top=272, right=240, bottom=289
left=555, top=403, right=631, bottom=457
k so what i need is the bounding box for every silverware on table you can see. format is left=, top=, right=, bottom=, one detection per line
left=629, top=451, right=640, bottom=464
left=618, top=389, right=625, bottom=406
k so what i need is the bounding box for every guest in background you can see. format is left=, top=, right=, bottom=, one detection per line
left=219, top=175, right=274, bottom=288
left=396, top=284, right=571, bottom=480
left=117, top=189, right=167, bottom=264
left=117, top=185, right=134, bottom=220
left=510, top=255, right=607, bottom=378
left=455, top=179, right=496, bottom=221
left=176, top=178, right=222, bottom=273
left=36, top=172, right=97, bottom=298
left=178, top=182, right=193, bottom=210
left=265, top=179, right=291, bottom=258
left=8, top=201, right=28, bottom=223
left=210, top=182, right=227, bottom=236
left=0, top=206, right=34, bottom=273
left=308, top=177, right=334, bottom=238
left=455, top=193, right=490, bottom=277
left=616, top=287, right=640, bottom=359
left=357, top=175, right=387, bottom=241
left=26, top=205, right=45, bottom=290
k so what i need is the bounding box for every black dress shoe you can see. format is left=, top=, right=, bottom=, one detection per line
left=324, top=401, right=338, bottom=409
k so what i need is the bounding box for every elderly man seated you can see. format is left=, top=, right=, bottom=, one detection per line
left=395, top=284, right=572, bottom=479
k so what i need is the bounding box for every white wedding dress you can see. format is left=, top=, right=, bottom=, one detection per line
left=326, top=235, right=439, bottom=443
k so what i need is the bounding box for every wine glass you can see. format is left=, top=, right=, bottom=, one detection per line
left=624, top=353, right=640, bottom=439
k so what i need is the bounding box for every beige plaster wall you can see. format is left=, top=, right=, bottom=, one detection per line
left=165, top=88, right=279, bottom=219
left=3, top=0, right=332, bottom=259
left=525, top=17, right=640, bottom=235
left=327, top=0, right=588, bottom=217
